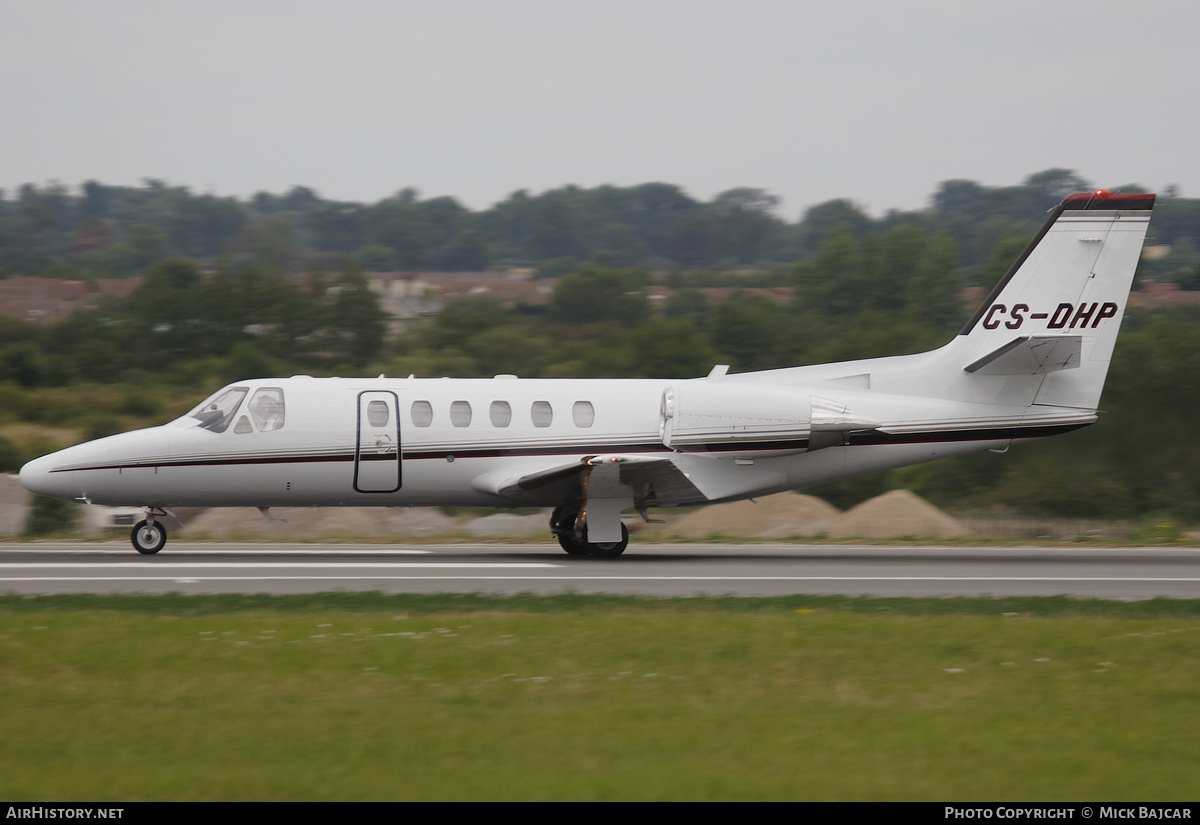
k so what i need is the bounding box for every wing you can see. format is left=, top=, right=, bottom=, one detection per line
left=469, top=454, right=709, bottom=508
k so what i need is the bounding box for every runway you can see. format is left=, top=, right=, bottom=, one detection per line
left=2, top=542, right=1199, bottom=598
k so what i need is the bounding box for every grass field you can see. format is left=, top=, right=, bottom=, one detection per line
left=1, top=593, right=1198, bottom=801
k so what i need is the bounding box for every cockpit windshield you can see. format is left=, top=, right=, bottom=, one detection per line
left=188, top=387, right=248, bottom=433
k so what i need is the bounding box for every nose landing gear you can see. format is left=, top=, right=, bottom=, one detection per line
left=131, top=508, right=173, bottom=554
left=131, top=520, right=166, bottom=554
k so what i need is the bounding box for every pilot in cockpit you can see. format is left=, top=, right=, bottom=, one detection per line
left=250, top=390, right=285, bottom=432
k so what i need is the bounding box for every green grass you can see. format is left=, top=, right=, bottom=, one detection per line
left=2, top=593, right=1199, bottom=800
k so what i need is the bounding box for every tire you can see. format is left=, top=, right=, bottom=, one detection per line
left=131, top=520, right=167, bottom=555
left=552, top=505, right=590, bottom=556
left=585, top=523, right=629, bottom=559
left=557, top=531, right=590, bottom=555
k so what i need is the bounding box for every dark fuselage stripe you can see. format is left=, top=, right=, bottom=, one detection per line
left=48, top=422, right=1089, bottom=474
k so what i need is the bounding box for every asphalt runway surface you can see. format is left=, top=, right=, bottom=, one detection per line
left=1, top=541, right=1199, bottom=599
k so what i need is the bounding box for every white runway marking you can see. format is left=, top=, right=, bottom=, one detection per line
left=0, top=562, right=559, bottom=569
left=0, top=548, right=433, bottom=555
left=1, top=574, right=1197, bottom=582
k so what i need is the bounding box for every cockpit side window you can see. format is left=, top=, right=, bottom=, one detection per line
left=190, top=387, right=248, bottom=433
left=248, top=388, right=286, bottom=432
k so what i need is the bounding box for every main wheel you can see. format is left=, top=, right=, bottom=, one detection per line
left=131, top=520, right=167, bottom=555
left=585, top=523, right=629, bottom=559
left=557, top=531, right=590, bottom=556
left=552, top=505, right=590, bottom=556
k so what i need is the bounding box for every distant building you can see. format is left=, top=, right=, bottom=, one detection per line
left=0, top=277, right=142, bottom=322
left=1128, top=282, right=1200, bottom=308
left=645, top=285, right=793, bottom=309
left=365, top=271, right=555, bottom=324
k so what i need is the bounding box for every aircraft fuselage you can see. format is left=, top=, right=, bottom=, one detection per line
left=19, top=373, right=1072, bottom=511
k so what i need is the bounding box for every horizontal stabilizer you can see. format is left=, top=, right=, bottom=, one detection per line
left=964, top=335, right=1082, bottom=375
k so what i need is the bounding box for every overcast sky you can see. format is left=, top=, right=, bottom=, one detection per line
left=2, top=1, right=1197, bottom=219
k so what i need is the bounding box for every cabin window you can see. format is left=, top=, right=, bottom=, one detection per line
left=489, top=400, right=512, bottom=427
left=411, top=400, right=433, bottom=427
left=234, top=416, right=253, bottom=434
left=531, top=400, right=553, bottom=427
left=450, top=400, right=473, bottom=427
left=248, top=388, right=285, bottom=431
left=190, top=387, right=248, bottom=433
left=572, top=401, right=595, bottom=428
left=366, top=400, right=390, bottom=428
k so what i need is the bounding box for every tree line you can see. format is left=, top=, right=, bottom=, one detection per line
left=3, top=169, right=1199, bottom=286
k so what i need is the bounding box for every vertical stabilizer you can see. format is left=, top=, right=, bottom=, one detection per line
left=955, top=191, right=1154, bottom=410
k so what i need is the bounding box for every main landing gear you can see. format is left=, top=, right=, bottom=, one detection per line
left=550, top=505, right=629, bottom=558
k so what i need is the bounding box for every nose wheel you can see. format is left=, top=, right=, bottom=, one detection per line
left=131, top=519, right=167, bottom=555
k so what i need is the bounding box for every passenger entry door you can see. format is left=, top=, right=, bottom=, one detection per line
left=354, top=391, right=401, bottom=493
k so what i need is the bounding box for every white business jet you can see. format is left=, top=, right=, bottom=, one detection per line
left=19, top=191, right=1155, bottom=556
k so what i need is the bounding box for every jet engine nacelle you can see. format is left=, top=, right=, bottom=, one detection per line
left=659, top=383, right=885, bottom=454
left=659, top=383, right=812, bottom=452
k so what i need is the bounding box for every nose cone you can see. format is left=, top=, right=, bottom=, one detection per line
left=18, top=451, right=75, bottom=500
left=19, top=435, right=119, bottom=502
left=19, top=426, right=174, bottom=506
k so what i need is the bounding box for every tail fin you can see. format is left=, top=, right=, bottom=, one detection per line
left=955, top=190, right=1154, bottom=410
